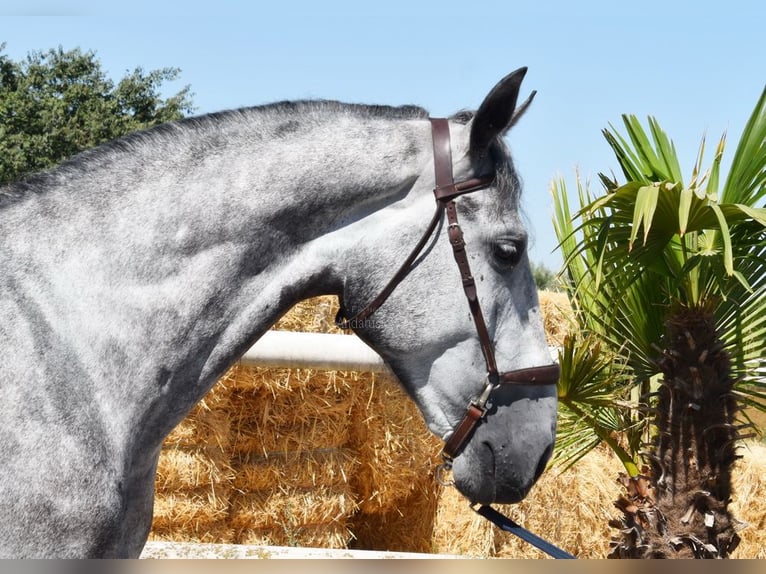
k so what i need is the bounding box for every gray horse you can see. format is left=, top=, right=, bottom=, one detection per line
left=0, top=68, right=558, bottom=557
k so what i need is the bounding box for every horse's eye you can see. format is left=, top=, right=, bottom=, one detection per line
left=493, top=240, right=524, bottom=269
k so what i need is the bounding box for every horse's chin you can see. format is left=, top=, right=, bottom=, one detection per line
left=448, top=385, right=557, bottom=505
left=451, top=445, right=533, bottom=505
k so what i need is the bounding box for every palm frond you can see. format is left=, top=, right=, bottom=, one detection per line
left=552, top=85, right=766, bottom=467
left=722, top=84, right=766, bottom=206
left=554, top=333, right=641, bottom=475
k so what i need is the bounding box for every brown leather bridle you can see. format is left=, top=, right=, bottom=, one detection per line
left=336, top=117, right=560, bottom=465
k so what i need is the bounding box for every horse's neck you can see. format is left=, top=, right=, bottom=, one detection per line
left=3, top=112, right=430, bottom=441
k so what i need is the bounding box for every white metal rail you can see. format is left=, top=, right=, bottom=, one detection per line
left=241, top=330, right=559, bottom=372
left=241, top=330, right=389, bottom=372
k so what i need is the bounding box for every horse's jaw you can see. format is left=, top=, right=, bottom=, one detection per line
left=376, top=343, right=558, bottom=505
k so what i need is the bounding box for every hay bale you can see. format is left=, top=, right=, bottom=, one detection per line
left=730, top=441, right=766, bottom=559
left=491, top=446, right=620, bottom=558
left=221, top=360, right=363, bottom=548
left=232, top=448, right=358, bottom=492
left=272, top=295, right=340, bottom=334
left=150, top=487, right=234, bottom=544
left=155, top=449, right=234, bottom=491
left=537, top=290, right=574, bottom=347
left=349, top=478, right=442, bottom=553
left=432, top=486, right=496, bottom=556
left=163, top=378, right=233, bottom=451
left=348, top=372, right=442, bottom=514
left=222, top=358, right=442, bottom=551
left=235, top=523, right=352, bottom=549
left=229, top=486, right=357, bottom=548
left=228, top=368, right=358, bottom=455
left=345, top=373, right=443, bottom=552
left=150, top=376, right=236, bottom=544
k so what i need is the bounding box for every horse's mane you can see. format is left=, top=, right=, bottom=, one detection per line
left=0, top=100, right=432, bottom=206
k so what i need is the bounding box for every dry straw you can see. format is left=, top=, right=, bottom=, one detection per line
left=729, top=441, right=766, bottom=559
left=349, top=477, right=442, bottom=554
left=151, top=488, right=234, bottom=544
left=149, top=293, right=765, bottom=557
left=345, top=370, right=443, bottom=553
left=229, top=486, right=357, bottom=548
left=537, top=290, right=574, bottom=346
left=232, top=448, right=358, bottom=492
left=152, top=377, right=235, bottom=543
left=348, top=372, right=442, bottom=514
left=227, top=370, right=357, bottom=455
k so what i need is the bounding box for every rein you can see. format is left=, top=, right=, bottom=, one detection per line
left=336, top=118, right=572, bottom=559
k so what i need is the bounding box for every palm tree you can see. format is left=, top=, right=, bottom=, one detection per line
left=551, top=85, right=766, bottom=558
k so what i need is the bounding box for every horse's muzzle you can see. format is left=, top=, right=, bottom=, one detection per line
left=449, top=383, right=558, bottom=504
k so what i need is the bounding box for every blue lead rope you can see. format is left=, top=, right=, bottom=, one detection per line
left=474, top=504, right=576, bottom=559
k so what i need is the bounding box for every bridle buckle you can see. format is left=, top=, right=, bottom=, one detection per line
left=436, top=459, right=455, bottom=487
left=470, top=376, right=496, bottom=414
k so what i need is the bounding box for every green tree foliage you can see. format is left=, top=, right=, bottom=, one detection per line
left=531, top=261, right=559, bottom=291
left=0, top=45, right=194, bottom=184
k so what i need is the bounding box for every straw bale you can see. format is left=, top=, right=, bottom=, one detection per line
left=228, top=370, right=357, bottom=455
left=151, top=374, right=236, bottom=544
left=348, top=373, right=442, bottom=514
left=150, top=486, right=234, bottom=544
left=147, top=529, right=229, bottom=546
left=232, top=448, right=358, bottom=492
left=730, top=441, right=766, bottom=559
left=155, top=447, right=234, bottom=491
left=148, top=521, right=234, bottom=545
left=491, top=446, right=620, bottom=558
left=431, top=486, right=496, bottom=556
left=537, top=290, right=574, bottom=347
left=230, top=427, right=351, bottom=464
left=235, top=523, right=352, bottom=549
left=349, top=478, right=442, bottom=553
left=272, top=295, right=340, bottom=334
left=229, top=487, right=357, bottom=530
left=164, top=377, right=233, bottom=450
left=229, top=487, right=357, bottom=548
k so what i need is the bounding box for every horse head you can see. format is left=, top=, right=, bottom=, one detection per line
left=338, top=69, right=558, bottom=505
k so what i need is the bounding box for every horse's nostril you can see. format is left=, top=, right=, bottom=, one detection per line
left=534, top=444, right=553, bottom=481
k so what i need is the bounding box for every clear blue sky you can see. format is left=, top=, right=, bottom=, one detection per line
left=2, top=0, right=764, bottom=269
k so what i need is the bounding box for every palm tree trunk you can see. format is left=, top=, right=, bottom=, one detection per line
left=609, top=304, right=745, bottom=558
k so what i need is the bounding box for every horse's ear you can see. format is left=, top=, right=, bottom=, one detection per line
left=469, top=67, right=536, bottom=158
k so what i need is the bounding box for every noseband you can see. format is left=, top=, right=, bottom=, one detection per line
left=336, top=117, right=560, bottom=462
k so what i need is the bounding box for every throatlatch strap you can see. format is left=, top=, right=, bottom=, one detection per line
left=335, top=201, right=444, bottom=330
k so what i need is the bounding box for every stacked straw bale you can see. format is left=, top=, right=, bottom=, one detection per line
left=729, top=441, right=766, bottom=559
left=149, top=296, right=442, bottom=549
left=151, top=376, right=235, bottom=543
left=537, top=290, right=574, bottom=347
left=149, top=292, right=766, bottom=557
left=346, top=372, right=442, bottom=553
left=226, top=365, right=361, bottom=547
